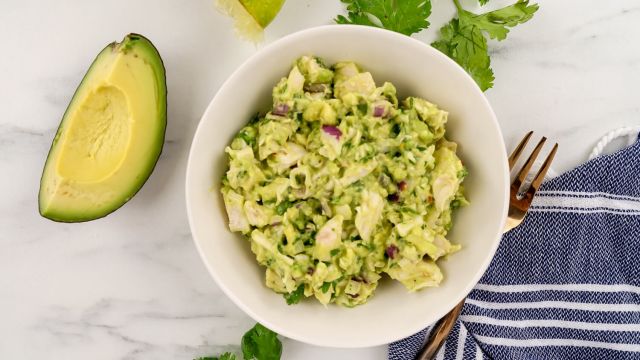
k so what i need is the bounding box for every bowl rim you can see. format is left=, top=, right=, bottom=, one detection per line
left=186, top=24, right=509, bottom=348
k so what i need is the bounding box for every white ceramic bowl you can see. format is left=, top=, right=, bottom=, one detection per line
left=186, top=25, right=509, bottom=348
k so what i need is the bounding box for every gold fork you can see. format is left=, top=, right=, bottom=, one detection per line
left=417, top=131, right=558, bottom=360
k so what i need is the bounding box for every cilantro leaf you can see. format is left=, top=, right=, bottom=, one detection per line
left=335, top=0, right=432, bottom=36
left=432, top=19, right=494, bottom=91
left=241, top=323, right=282, bottom=360
left=460, top=0, right=539, bottom=40
left=275, top=200, right=292, bottom=215
left=283, top=284, right=305, bottom=305
left=320, top=282, right=332, bottom=293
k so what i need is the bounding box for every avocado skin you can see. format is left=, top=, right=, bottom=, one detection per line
left=38, top=33, right=167, bottom=223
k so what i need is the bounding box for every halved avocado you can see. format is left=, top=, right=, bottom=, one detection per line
left=39, top=34, right=167, bottom=222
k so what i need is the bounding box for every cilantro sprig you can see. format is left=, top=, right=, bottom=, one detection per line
left=335, top=0, right=538, bottom=91
left=335, top=0, right=432, bottom=36
left=433, top=0, right=538, bottom=90
left=195, top=323, right=282, bottom=360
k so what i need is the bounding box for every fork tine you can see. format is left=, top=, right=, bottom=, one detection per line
left=508, top=131, right=533, bottom=170
left=530, top=143, right=558, bottom=192
left=514, top=136, right=547, bottom=187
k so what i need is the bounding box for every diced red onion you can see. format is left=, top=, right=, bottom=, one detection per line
left=272, top=103, right=289, bottom=116
left=373, top=105, right=385, bottom=117
left=398, top=181, right=407, bottom=191
left=386, top=244, right=399, bottom=259
left=322, top=125, right=342, bottom=140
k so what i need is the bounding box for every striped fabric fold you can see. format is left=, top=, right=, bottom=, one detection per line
left=388, top=135, right=640, bottom=360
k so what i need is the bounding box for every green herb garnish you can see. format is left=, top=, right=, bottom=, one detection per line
left=335, top=0, right=432, bottom=36
left=283, top=284, right=305, bottom=305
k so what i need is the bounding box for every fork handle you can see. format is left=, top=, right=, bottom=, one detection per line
left=418, top=217, right=521, bottom=359
left=416, top=300, right=465, bottom=360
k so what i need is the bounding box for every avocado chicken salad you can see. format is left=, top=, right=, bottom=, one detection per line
left=220, top=56, right=468, bottom=307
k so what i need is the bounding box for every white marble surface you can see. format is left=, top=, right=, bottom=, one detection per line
left=1, top=0, right=639, bottom=359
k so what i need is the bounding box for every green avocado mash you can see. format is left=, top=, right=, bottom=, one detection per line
left=221, top=56, right=468, bottom=307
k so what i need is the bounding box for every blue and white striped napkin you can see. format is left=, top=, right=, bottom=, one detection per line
left=389, top=134, right=640, bottom=360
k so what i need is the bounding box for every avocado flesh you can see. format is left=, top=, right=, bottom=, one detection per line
left=39, top=34, right=167, bottom=222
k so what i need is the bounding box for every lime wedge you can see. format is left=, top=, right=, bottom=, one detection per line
left=216, top=0, right=285, bottom=42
